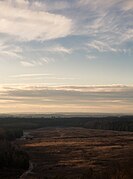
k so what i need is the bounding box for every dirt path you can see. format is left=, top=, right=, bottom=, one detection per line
left=19, top=131, right=35, bottom=179
left=19, top=161, right=34, bottom=179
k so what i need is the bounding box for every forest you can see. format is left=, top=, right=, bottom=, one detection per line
left=0, top=127, right=29, bottom=178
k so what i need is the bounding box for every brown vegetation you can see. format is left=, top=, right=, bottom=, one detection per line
left=19, top=127, right=133, bottom=179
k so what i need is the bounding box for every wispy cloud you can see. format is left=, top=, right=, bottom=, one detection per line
left=121, top=29, right=133, bottom=42
left=41, top=0, right=70, bottom=11
left=86, top=55, right=96, bottom=60
left=87, top=40, right=117, bottom=52
left=10, top=73, right=53, bottom=78
left=20, top=56, right=55, bottom=67
left=26, top=44, right=73, bottom=54
left=73, top=0, right=133, bottom=54
left=9, top=74, right=78, bottom=82
left=44, top=45, right=73, bottom=54
left=20, top=61, right=36, bottom=67
left=0, top=42, right=22, bottom=59
left=78, top=0, right=117, bottom=11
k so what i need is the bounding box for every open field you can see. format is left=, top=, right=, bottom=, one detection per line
left=18, top=127, right=133, bottom=179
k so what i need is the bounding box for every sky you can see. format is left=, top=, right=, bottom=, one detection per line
left=0, top=0, right=133, bottom=114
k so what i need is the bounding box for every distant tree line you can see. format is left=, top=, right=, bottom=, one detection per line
left=84, top=116, right=133, bottom=131
left=0, top=115, right=132, bottom=132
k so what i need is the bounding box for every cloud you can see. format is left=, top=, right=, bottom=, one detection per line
left=27, top=44, right=73, bottom=54
left=42, top=0, right=70, bottom=11
left=122, top=0, right=133, bottom=11
left=14, top=0, right=29, bottom=8
left=9, top=74, right=78, bottom=82
left=20, top=61, right=36, bottom=67
left=78, top=0, right=118, bottom=10
left=121, top=29, right=133, bottom=42
left=44, top=45, right=73, bottom=54
left=86, top=55, right=96, bottom=60
left=73, top=0, right=133, bottom=54
left=20, top=56, right=55, bottom=67
left=0, top=0, right=72, bottom=41
left=87, top=40, right=117, bottom=52
left=0, top=0, right=132, bottom=59
left=0, top=42, right=22, bottom=59
left=10, top=73, right=53, bottom=78
left=0, top=84, right=133, bottom=113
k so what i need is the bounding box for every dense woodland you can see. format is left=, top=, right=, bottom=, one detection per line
left=0, top=140, right=29, bottom=169
left=0, top=127, right=29, bottom=177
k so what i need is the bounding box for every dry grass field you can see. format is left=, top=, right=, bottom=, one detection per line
left=19, top=128, right=133, bottom=179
